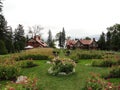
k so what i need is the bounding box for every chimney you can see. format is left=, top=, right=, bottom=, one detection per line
left=93, top=38, right=95, bottom=41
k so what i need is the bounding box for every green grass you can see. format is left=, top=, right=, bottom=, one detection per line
left=19, top=60, right=110, bottom=90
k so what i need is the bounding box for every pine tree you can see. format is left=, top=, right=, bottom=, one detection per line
left=0, top=0, right=2, bottom=12
left=14, top=24, right=26, bottom=51
left=0, top=40, right=8, bottom=54
left=106, top=31, right=111, bottom=50
left=61, top=27, right=66, bottom=48
left=47, top=30, right=53, bottom=47
left=98, top=32, right=106, bottom=50
left=59, top=32, right=62, bottom=48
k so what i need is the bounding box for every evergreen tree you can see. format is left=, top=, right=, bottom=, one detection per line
left=0, top=40, right=8, bottom=55
left=47, top=30, right=53, bottom=47
left=0, top=0, right=15, bottom=53
left=0, top=14, right=7, bottom=40
left=98, top=32, right=106, bottom=50
left=14, top=24, right=26, bottom=51
left=0, top=0, right=2, bottom=12
left=59, top=32, right=62, bottom=48
left=5, top=26, right=15, bottom=53
left=61, top=27, right=66, bottom=48
left=106, top=31, right=111, bottom=50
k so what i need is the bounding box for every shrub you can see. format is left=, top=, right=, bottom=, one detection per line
left=92, top=59, right=117, bottom=67
left=107, top=66, right=120, bottom=78
left=18, top=60, right=38, bottom=68
left=48, top=58, right=76, bottom=75
left=16, top=54, right=51, bottom=61
left=65, top=50, right=71, bottom=56
left=78, top=53, right=102, bottom=59
left=3, top=77, right=39, bottom=90
left=52, top=49, right=59, bottom=57
left=82, top=73, right=119, bottom=90
left=0, top=64, right=20, bottom=80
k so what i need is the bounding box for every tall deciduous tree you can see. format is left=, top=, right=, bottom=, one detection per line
left=14, top=24, right=26, bottom=51
left=29, top=25, right=43, bottom=37
left=107, top=24, right=120, bottom=51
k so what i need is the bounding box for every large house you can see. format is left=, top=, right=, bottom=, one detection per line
left=25, top=35, right=47, bottom=49
left=66, top=38, right=98, bottom=49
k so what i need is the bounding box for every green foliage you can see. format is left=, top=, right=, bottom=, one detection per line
left=0, top=40, right=8, bottom=55
left=52, top=49, right=60, bottom=56
left=92, top=59, right=117, bottom=67
left=0, top=0, right=2, bottom=12
left=48, top=58, right=76, bottom=75
left=57, top=28, right=66, bottom=48
left=82, top=74, right=119, bottom=90
left=108, top=66, right=120, bottom=78
left=71, top=53, right=102, bottom=62
left=0, top=64, right=20, bottom=80
left=16, top=54, right=51, bottom=61
left=47, top=30, right=55, bottom=48
left=78, top=53, right=102, bottom=59
left=18, top=60, right=38, bottom=68
left=3, top=78, right=39, bottom=90
left=14, top=24, right=26, bottom=51
left=98, top=32, right=106, bottom=50
left=106, top=24, right=120, bottom=51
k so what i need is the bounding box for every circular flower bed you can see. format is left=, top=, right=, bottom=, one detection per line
left=48, top=58, right=76, bottom=75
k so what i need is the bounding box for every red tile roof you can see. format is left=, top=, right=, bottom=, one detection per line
left=66, top=40, right=77, bottom=45
left=80, top=40, right=93, bottom=45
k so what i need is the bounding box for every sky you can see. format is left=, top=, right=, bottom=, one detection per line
left=2, top=0, right=120, bottom=40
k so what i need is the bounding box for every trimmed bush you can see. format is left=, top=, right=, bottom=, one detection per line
left=0, top=64, right=20, bottom=80
left=108, top=66, right=120, bottom=78
left=65, top=50, right=71, bottom=56
left=92, top=59, right=117, bottom=67
left=18, top=60, right=38, bottom=68
left=16, top=54, right=52, bottom=61
left=78, top=53, right=102, bottom=59
left=52, top=50, right=59, bottom=57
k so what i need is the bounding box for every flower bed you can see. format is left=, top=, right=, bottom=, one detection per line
left=48, top=58, right=76, bottom=75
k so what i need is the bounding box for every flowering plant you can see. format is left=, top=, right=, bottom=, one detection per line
left=48, top=57, right=76, bottom=75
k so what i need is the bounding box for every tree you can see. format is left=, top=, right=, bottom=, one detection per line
left=0, top=40, right=8, bottom=55
left=47, top=30, right=54, bottom=47
left=28, top=25, right=43, bottom=37
left=61, top=27, right=66, bottom=47
left=0, top=0, right=2, bottom=12
left=0, top=14, right=7, bottom=40
left=98, top=32, right=106, bottom=50
left=57, top=27, right=66, bottom=48
left=107, top=24, right=120, bottom=51
left=84, top=37, right=91, bottom=40
left=58, top=32, right=62, bottom=48
left=14, top=24, right=26, bottom=51
left=5, top=26, right=15, bottom=53
left=106, top=31, right=111, bottom=50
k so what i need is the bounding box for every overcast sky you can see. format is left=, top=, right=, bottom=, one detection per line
left=3, top=0, right=120, bottom=39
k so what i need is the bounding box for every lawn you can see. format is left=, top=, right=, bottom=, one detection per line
left=20, top=60, right=110, bottom=90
